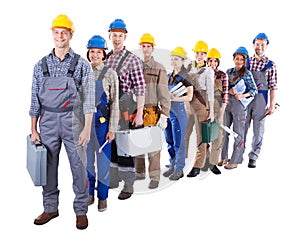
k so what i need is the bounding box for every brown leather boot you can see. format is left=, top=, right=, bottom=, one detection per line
left=34, top=211, right=59, bottom=225
left=76, top=215, right=88, bottom=230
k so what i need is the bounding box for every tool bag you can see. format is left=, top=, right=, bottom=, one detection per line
left=26, top=135, right=47, bottom=186
left=201, top=119, right=219, bottom=143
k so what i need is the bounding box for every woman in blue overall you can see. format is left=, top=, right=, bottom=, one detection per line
left=163, top=47, right=193, bottom=180
left=86, top=35, right=119, bottom=211
left=221, top=47, right=257, bottom=169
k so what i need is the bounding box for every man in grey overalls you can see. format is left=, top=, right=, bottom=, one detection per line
left=29, top=14, right=95, bottom=230
left=245, top=33, right=278, bottom=168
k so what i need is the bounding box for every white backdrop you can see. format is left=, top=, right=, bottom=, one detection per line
left=0, top=0, right=299, bottom=239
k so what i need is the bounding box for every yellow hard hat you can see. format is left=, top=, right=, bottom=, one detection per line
left=139, top=33, right=156, bottom=46
left=170, top=46, right=187, bottom=58
left=207, top=48, right=221, bottom=59
left=192, top=40, right=208, bottom=53
left=51, top=14, right=75, bottom=33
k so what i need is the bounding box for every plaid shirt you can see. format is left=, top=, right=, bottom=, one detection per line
left=93, top=63, right=119, bottom=132
left=29, top=49, right=95, bottom=117
left=249, top=55, right=278, bottom=90
left=227, top=68, right=258, bottom=97
left=106, top=47, right=146, bottom=96
left=216, top=70, right=229, bottom=104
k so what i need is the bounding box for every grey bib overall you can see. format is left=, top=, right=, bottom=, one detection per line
left=38, top=55, right=88, bottom=215
left=221, top=69, right=247, bottom=164
left=245, top=61, right=273, bottom=160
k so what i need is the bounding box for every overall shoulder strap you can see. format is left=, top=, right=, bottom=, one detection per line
left=67, top=54, right=80, bottom=77
left=116, top=50, right=130, bottom=74
left=41, top=57, right=50, bottom=77
left=98, top=66, right=109, bottom=81
left=197, top=67, right=205, bottom=75
left=177, top=72, right=187, bottom=82
left=261, top=60, right=273, bottom=72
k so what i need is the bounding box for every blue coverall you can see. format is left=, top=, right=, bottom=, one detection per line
left=87, top=68, right=111, bottom=200
left=164, top=72, right=188, bottom=172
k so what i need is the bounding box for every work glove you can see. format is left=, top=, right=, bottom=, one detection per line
left=156, top=114, right=168, bottom=130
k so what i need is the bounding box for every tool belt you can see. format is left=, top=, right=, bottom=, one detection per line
left=143, top=106, right=160, bottom=127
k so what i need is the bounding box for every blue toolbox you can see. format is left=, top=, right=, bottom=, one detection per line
left=26, top=135, right=47, bottom=186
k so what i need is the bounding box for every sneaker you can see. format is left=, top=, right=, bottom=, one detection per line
left=169, top=171, right=184, bottom=180
left=98, top=200, right=107, bottom=212
left=87, top=195, right=94, bottom=205
left=163, top=168, right=174, bottom=177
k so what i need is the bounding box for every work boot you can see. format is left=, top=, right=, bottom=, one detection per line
left=163, top=168, right=174, bottom=177
left=210, top=165, right=221, bottom=175
left=224, top=163, right=238, bottom=170
left=98, top=200, right=107, bottom=212
left=34, top=211, right=59, bottom=225
left=87, top=195, right=94, bottom=205
left=248, top=159, right=256, bottom=168
left=76, top=215, right=88, bottom=230
left=148, top=180, right=159, bottom=189
left=187, top=167, right=200, bottom=177
left=118, top=191, right=133, bottom=200
left=169, top=171, right=184, bottom=180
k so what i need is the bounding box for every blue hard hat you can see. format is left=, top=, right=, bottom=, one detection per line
left=86, top=35, right=108, bottom=49
left=108, top=19, right=127, bottom=33
left=253, top=33, right=269, bottom=44
left=233, top=46, right=249, bottom=57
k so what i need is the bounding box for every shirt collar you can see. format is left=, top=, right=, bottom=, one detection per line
left=49, top=48, right=75, bottom=61
left=144, top=56, right=155, bottom=68
left=108, top=46, right=127, bottom=57
left=93, top=63, right=105, bottom=72
left=252, top=54, right=268, bottom=63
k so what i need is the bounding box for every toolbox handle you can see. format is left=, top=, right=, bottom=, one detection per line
left=28, top=134, right=44, bottom=147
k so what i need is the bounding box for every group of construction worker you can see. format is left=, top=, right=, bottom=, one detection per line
left=28, top=14, right=278, bottom=230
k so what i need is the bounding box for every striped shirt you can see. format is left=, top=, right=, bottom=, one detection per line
left=29, top=49, right=95, bottom=117
left=93, top=63, right=119, bottom=132
left=106, top=47, right=146, bottom=96
left=249, top=55, right=278, bottom=90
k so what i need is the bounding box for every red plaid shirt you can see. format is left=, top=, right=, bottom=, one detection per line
left=249, top=55, right=278, bottom=90
left=106, top=47, right=146, bottom=96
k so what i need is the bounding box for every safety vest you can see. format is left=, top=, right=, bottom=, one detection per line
left=39, top=54, right=80, bottom=113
